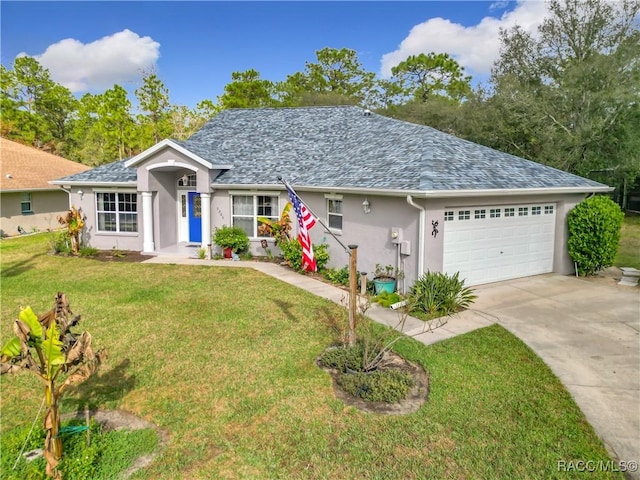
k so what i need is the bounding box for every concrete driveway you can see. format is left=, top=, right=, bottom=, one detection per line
left=470, top=274, right=639, bottom=475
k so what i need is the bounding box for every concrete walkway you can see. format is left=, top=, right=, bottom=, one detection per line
left=143, top=256, right=639, bottom=472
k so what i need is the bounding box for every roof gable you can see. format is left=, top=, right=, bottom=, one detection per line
left=124, top=138, right=231, bottom=170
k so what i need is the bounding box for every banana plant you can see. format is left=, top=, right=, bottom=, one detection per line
left=257, top=201, right=292, bottom=246
left=1, top=293, right=105, bottom=479
left=57, top=206, right=85, bottom=255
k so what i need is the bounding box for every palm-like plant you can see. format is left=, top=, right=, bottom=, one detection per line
left=1, top=293, right=105, bottom=479
left=257, top=202, right=292, bottom=245
left=57, top=206, right=85, bottom=255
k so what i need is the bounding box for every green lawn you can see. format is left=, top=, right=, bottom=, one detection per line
left=615, top=213, right=640, bottom=269
left=1, top=234, right=621, bottom=479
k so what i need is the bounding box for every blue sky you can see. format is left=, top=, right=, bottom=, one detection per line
left=1, top=1, right=548, bottom=108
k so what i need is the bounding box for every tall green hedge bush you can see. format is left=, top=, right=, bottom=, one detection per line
left=567, top=195, right=624, bottom=276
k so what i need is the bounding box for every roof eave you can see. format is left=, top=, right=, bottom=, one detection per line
left=210, top=184, right=613, bottom=197
left=1, top=187, right=67, bottom=193
left=418, top=185, right=613, bottom=198
left=49, top=180, right=137, bottom=188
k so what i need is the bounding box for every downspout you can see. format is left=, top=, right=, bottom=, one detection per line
left=406, top=195, right=426, bottom=278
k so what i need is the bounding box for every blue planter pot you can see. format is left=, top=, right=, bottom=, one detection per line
left=373, top=278, right=396, bottom=294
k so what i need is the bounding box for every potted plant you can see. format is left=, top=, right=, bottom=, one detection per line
left=213, top=225, right=250, bottom=258
left=372, top=264, right=398, bottom=294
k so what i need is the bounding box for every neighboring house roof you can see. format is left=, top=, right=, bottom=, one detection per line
left=0, top=137, right=90, bottom=192
left=53, top=106, right=609, bottom=194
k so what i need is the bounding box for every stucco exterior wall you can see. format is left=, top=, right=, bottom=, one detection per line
left=150, top=172, right=178, bottom=249
left=68, top=187, right=142, bottom=251
left=211, top=190, right=420, bottom=290
left=0, top=190, right=69, bottom=236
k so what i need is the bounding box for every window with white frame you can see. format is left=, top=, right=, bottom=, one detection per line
left=96, top=192, right=138, bottom=233
left=231, top=194, right=279, bottom=237
left=444, top=211, right=454, bottom=221
left=20, top=192, right=33, bottom=214
left=177, top=174, right=197, bottom=187
left=326, top=196, right=343, bottom=231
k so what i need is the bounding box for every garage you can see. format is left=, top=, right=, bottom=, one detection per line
left=443, top=203, right=556, bottom=286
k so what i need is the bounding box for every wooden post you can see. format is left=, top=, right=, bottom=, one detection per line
left=360, top=272, right=367, bottom=295
left=348, top=245, right=358, bottom=347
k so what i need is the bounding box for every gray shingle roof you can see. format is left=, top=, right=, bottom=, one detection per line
left=54, top=159, right=136, bottom=184
left=56, top=106, right=606, bottom=192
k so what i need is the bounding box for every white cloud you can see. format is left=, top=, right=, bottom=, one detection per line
left=19, top=29, right=160, bottom=92
left=380, top=0, right=548, bottom=78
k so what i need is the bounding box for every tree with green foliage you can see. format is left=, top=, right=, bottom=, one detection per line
left=567, top=195, right=625, bottom=276
left=486, top=0, right=640, bottom=193
left=97, top=85, right=137, bottom=160
left=135, top=71, right=171, bottom=143
left=218, top=69, right=276, bottom=109
left=390, top=52, right=472, bottom=102
left=1, top=293, right=105, bottom=479
left=279, top=48, right=377, bottom=107
left=0, top=57, right=77, bottom=152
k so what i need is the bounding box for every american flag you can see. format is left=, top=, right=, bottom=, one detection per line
left=286, top=184, right=317, bottom=272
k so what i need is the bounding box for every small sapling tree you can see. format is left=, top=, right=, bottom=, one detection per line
left=1, top=293, right=106, bottom=479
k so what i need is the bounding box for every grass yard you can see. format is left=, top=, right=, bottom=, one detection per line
left=0, top=234, right=621, bottom=479
left=615, top=213, right=640, bottom=269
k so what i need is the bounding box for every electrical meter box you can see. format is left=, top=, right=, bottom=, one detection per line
left=400, top=240, right=411, bottom=256
left=391, top=227, right=403, bottom=244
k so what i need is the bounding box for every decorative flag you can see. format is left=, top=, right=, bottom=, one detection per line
left=286, top=185, right=317, bottom=272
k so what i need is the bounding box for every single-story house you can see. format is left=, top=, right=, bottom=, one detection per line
left=52, top=106, right=610, bottom=287
left=1, top=137, right=90, bottom=237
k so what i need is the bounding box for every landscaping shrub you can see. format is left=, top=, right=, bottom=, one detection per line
left=318, top=343, right=367, bottom=372
left=322, top=265, right=367, bottom=287
left=337, top=370, right=414, bottom=403
left=213, top=225, right=250, bottom=253
left=79, top=246, right=99, bottom=257
left=322, top=265, right=350, bottom=286
left=409, top=271, right=476, bottom=316
left=319, top=342, right=415, bottom=403
left=279, top=239, right=329, bottom=271
left=51, top=231, right=72, bottom=255
left=372, top=291, right=402, bottom=308
left=568, top=195, right=625, bottom=276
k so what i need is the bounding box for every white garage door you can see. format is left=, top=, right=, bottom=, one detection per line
left=443, top=203, right=556, bottom=286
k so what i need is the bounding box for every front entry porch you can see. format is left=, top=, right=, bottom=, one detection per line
left=152, top=242, right=202, bottom=258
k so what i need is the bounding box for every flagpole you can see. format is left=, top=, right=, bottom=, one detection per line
left=279, top=176, right=360, bottom=345
left=277, top=176, right=351, bottom=256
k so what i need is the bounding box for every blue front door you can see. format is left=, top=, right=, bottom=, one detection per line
left=188, top=192, right=202, bottom=243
